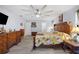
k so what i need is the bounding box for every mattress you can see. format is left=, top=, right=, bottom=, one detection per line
left=35, top=31, right=71, bottom=47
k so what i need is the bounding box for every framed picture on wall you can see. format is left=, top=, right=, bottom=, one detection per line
left=59, top=14, right=63, bottom=23
left=31, top=22, right=37, bottom=28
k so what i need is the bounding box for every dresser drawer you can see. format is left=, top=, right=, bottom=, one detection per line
left=7, top=32, right=17, bottom=48
left=0, top=34, right=8, bottom=53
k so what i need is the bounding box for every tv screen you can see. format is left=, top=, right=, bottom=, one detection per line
left=0, top=12, right=8, bottom=25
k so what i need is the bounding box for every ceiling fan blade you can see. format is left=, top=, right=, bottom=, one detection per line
left=43, top=15, right=50, bottom=16
left=42, top=14, right=54, bottom=16
left=30, top=5, right=38, bottom=15
left=24, top=12, right=34, bottom=15
left=30, top=5, right=36, bottom=11
left=21, top=9, right=31, bottom=12
left=41, top=12, right=54, bottom=16
left=42, top=10, right=54, bottom=14
left=41, top=5, right=47, bottom=11
left=41, top=13, right=60, bottom=18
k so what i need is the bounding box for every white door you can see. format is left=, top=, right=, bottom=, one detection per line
left=24, top=22, right=31, bottom=36
left=42, top=22, right=47, bottom=32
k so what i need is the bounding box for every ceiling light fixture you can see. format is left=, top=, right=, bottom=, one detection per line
left=36, top=14, right=40, bottom=18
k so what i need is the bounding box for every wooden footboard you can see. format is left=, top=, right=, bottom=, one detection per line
left=32, top=35, right=64, bottom=50
left=31, top=32, right=37, bottom=50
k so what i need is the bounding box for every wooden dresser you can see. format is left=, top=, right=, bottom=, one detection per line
left=20, top=29, right=24, bottom=36
left=0, top=33, right=8, bottom=53
left=7, top=32, right=17, bottom=48
left=0, top=29, right=24, bottom=54
left=16, top=31, right=21, bottom=44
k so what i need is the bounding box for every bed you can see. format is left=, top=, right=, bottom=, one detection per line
left=32, top=22, right=72, bottom=49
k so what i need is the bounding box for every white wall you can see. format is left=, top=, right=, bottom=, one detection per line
left=63, top=8, right=76, bottom=25
left=24, top=15, right=59, bottom=35
left=0, top=7, right=25, bottom=32
left=24, top=6, right=79, bottom=35
left=25, top=20, right=42, bottom=35
left=63, top=6, right=79, bottom=26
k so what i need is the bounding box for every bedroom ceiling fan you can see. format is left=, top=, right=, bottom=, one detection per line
left=21, top=5, right=54, bottom=18
left=30, top=5, right=48, bottom=18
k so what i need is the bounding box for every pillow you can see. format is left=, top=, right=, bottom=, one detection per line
left=73, top=35, right=79, bottom=42
left=53, top=31, right=71, bottom=40
left=63, top=33, right=71, bottom=40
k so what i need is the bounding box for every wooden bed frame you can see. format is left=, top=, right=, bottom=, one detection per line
left=32, top=22, right=71, bottom=49
left=54, top=22, right=71, bottom=34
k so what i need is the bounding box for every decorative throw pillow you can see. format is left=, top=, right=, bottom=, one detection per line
left=63, top=33, right=71, bottom=40
left=73, top=35, right=79, bottom=42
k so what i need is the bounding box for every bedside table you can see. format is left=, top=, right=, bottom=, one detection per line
left=63, top=39, right=79, bottom=54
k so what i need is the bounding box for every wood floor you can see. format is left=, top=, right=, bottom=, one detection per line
left=7, top=36, right=69, bottom=54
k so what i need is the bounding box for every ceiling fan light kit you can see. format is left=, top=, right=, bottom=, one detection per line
left=36, top=14, right=40, bottom=18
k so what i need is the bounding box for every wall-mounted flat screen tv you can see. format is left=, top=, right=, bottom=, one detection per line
left=0, top=12, right=8, bottom=25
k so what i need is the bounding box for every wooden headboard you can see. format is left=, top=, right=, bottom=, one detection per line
left=54, top=22, right=72, bottom=34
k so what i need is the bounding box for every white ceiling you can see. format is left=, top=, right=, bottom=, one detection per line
left=0, top=5, right=77, bottom=21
